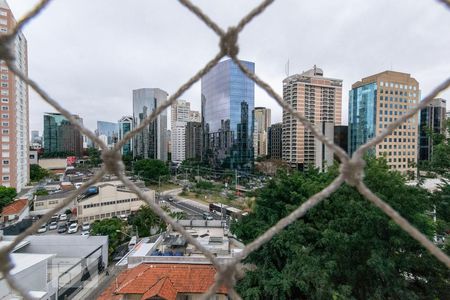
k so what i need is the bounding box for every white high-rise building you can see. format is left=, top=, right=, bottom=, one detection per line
left=171, top=100, right=199, bottom=163
left=0, top=1, right=29, bottom=192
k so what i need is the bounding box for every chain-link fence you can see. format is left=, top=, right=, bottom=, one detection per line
left=0, top=0, right=449, bottom=299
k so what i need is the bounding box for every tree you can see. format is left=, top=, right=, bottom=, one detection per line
left=33, top=188, right=49, bottom=196
left=91, top=218, right=126, bottom=255
left=0, top=186, right=17, bottom=212
left=30, top=164, right=50, bottom=182
left=130, top=205, right=166, bottom=237
left=232, top=158, right=449, bottom=299
left=133, top=159, right=169, bottom=183
left=87, top=147, right=102, bottom=167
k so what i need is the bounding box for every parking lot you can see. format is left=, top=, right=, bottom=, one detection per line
left=34, top=214, right=90, bottom=236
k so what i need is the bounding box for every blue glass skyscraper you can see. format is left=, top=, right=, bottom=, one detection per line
left=201, top=59, right=255, bottom=169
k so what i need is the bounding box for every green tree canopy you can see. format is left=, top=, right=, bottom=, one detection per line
left=130, top=205, right=166, bottom=237
left=0, top=186, right=17, bottom=212
left=133, top=159, right=169, bottom=183
left=91, top=218, right=126, bottom=255
left=30, top=164, right=50, bottom=182
left=232, top=158, right=449, bottom=299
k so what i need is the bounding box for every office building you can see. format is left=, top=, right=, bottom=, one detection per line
left=349, top=71, right=419, bottom=174
left=334, top=125, right=348, bottom=154
left=254, top=107, right=271, bottom=157
left=118, top=116, right=133, bottom=155
left=202, top=59, right=255, bottom=169
left=43, top=113, right=83, bottom=157
left=171, top=100, right=190, bottom=163
left=282, top=66, right=342, bottom=170
left=185, top=121, right=202, bottom=160
left=133, top=88, right=168, bottom=161
left=96, top=121, right=118, bottom=147
left=0, top=1, right=29, bottom=191
left=419, top=98, right=446, bottom=162
left=268, top=122, right=282, bottom=160
left=314, top=122, right=334, bottom=171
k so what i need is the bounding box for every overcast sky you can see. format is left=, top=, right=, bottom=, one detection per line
left=8, top=0, right=450, bottom=135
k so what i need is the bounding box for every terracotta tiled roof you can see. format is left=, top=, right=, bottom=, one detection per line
left=98, top=264, right=227, bottom=300
left=2, top=199, right=28, bottom=216
left=141, top=277, right=177, bottom=300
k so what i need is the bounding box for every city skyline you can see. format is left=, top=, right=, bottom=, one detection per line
left=6, top=1, right=449, bottom=136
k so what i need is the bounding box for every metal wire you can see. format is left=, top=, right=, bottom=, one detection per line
left=0, top=0, right=448, bottom=299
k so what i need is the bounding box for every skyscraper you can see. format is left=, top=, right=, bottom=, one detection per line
left=96, top=121, right=118, bottom=147
left=201, top=59, right=255, bottom=169
left=118, top=116, right=133, bottom=156
left=254, top=107, right=271, bottom=157
left=43, top=113, right=83, bottom=157
left=133, top=88, right=167, bottom=161
left=185, top=121, right=202, bottom=161
left=282, top=66, right=342, bottom=170
left=419, top=98, right=446, bottom=162
left=268, top=122, right=282, bottom=160
left=171, top=100, right=190, bottom=163
left=349, top=71, right=419, bottom=174
left=0, top=1, right=29, bottom=191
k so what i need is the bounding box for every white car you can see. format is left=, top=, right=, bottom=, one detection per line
left=81, top=222, right=90, bottom=231
left=49, top=222, right=58, bottom=230
left=59, top=214, right=68, bottom=221
left=81, top=230, right=89, bottom=236
left=37, top=224, right=47, bottom=233
left=67, top=223, right=78, bottom=234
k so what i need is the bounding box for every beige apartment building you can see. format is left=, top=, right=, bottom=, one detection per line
left=349, top=71, right=419, bottom=175
left=0, top=1, right=29, bottom=191
left=282, top=66, right=342, bottom=170
left=77, top=182, right=155, bottom=223
left=254, top=107, right=271, bottom=157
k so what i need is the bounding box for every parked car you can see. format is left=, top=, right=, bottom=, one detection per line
left=37, top=224, right=47, bottom=233
left=81, top=230, right=90, bottom=236
left=81, top=222, right=90, bottom=232
left=68, top=223, right=78, bottom=234
left=50, top=215, right=59, bottom=223
left=59, top=214, right=68, bottom=221
left=57, top=223, right=68, bottom=233
left=49, top=221, right=58, bottom=230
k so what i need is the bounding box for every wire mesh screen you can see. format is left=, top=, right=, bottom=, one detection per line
left=0, top=0, right=449, bottom=299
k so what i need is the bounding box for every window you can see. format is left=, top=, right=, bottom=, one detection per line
left=1, top=98, right=7, bottom=103
left=1, top=136, right=8, bottom=142
left=2, top=129, right=8, bottom=134
left=2, top=122, right=7, bottom=127
left=1, top=83, right=7, bottom=87
left=1, top=114, right=7, bottom=118
left=1, top=75, right=7, bottom=80
left=1, top=106, right=8, bottom=111
left=2, top=160, right=8, bottom=165
left=1, top=90, right=8, bottom=95
left=0, top=11, right=7, bottom=16
left=2, top=176, right=9, bottom=181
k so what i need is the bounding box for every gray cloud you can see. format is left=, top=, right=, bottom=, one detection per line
left=8, top=0, right=450, bottom=134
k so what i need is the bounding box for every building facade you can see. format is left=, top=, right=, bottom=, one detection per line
left=77, top=183, right=154, bottom=223
left=185, top=121, right=202, bottom=160
left=349, top=71, right=420, bottom=174
left=118, top=116, right=133, bottom=156
left=201, top=59, right=255, bottom=169
left=43, top=113, right=83, bottom=157
left=133, top=88, right=168, bottom=161
left=171, top=100, right=190, bottom=163
left=189, top=110, right=201, bottom=122
left=282, top=66, right=342, bottom=170
left=96, top=121, right=118, bottom=147
left=254, top=107, right=271, bottom=157
left=0, top=1, right=29, bottom=191
left=268, top=122, right=282, bottom=160
left=334, top=125, right=348, bottom=154
left=419, top=98, right=446, bottom=162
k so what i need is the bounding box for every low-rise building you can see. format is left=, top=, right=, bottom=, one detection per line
left=1, top=199, right=29, bottom=226
left=77, top=182, right=154, bottom=223
left=0, top=235, right=108, bottom=299
left=98, top=263, right=227, bottom=300
left=33, top=190, right=74, bottom=216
